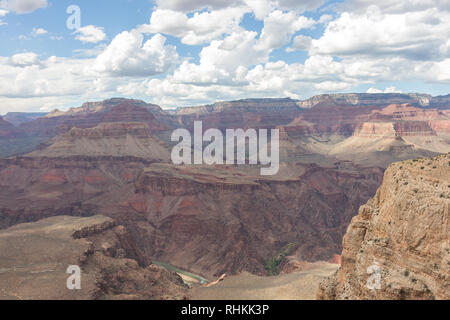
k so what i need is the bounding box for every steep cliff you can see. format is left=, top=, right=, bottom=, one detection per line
left=20, top=98, right=172, bottom=137
left=317, top=153, right=450, bottom=300
left=173, top=98, right=303, bottom=130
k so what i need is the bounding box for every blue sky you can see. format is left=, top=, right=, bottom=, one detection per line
left=0, top=0, right=449, bottom=113
left=0, top=1, right=333, bottom=61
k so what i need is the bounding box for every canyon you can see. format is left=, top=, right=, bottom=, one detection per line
left=0, top=93, right=449, bottom=298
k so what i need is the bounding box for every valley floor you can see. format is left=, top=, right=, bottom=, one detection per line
left=190, top=262, right=339, bottom=300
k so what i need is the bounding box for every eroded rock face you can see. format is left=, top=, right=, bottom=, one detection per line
left=129, top=163, right=383, bottom=278
left=19, top=98, right=171, bottom=137
left=5, top=97, right=450, bottom=159
left=173, top=98, right=303, bottom=131
left=0, top=96, right=449, bottom=280
left=0, top=215, right=188, bottom=300
left=0, top=155, right=384, bottom=278
left=317, top=153, right=450, bottom=300
left=28, top=122, right=170, bottom=160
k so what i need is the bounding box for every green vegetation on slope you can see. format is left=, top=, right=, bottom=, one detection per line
left=264, top=243, right=297, bottom=276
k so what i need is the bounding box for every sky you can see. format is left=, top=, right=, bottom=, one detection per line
left=0, top=0, right=449, bottom=113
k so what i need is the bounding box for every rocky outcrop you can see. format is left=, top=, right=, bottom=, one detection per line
left=173, top=98, right=303, bottom=130
left=2, top=99, right=175, bottom=157
left=0, top=215, right=188, bottom=300
left=28, top=122, right=170, bottom=160
left=317, top=153, right=450, bottom=300
left=20, top=98, right=172, bottom=137
left=44, top=98, right=162, bottom=118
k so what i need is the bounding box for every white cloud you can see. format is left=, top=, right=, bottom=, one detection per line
left=311, top=6, right=450, bottom=61
left=72, top=44, right=107, bottom=58
left=8, top=52, right=40, bottom=67
left=339, top=0, right=450, bottom=14
left=169, top=30, right=269, bottom=87
left=243, top=0, right=328, bottom=19
left=144, top=2, right=322, bottom=49
left=273, top=0, right=328, bottom=14
left=1, top=0, right=450, bottom=113
left=201, top=30, right=268, bottom=71
left=140, top=7, right=248, bottom=45
left=366, top=86, right=402, bottom=93
left=91, top=31, right=179, bottom=77
left=319, top=14, right=333, bottom=24
left=74, top=25, right=107, bottom=44
left=414, top=58, right=450, bottom=82
left=314, top=81, right=352, bottom=92
left=0, top=55, right=96, bottom=101
left=155, top=0, right=236, bottom=12
left=32, top=27, right=47, bottom=36
left=287, top=35, right=313, bottom=52
left=155, top=0, right=327, bottom=16
left=256, top=10, right=315, bottom=51
left=0, top=8, right=6, bottom=25
left=0, top=0, right=47, bottom=14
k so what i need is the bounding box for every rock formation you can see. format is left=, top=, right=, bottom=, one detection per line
left=28, top=122, right=170, bottom=160
left=317, top=153, right=450, bottom=300
left=0, top=154, right=384, bottom=278
left=18, top=98, right=173, bottom=138
left=0, top=94, right=448, bottom=281
left=0, top=215, right=188, bottom=300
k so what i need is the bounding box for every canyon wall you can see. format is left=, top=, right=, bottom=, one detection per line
left=0, top=95, right=448, bottom=280
left=318, top=153, right=449, bottom=300
left=0, top=154, right=384, bottom=278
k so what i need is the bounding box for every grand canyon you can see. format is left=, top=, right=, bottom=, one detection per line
left=0, top=92, right=449, bottom=300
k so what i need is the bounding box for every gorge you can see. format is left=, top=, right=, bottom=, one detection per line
left=0, top=93, right=448, bottom=298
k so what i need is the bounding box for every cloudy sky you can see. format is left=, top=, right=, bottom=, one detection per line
left=0, top=0, right=449, bottom=113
